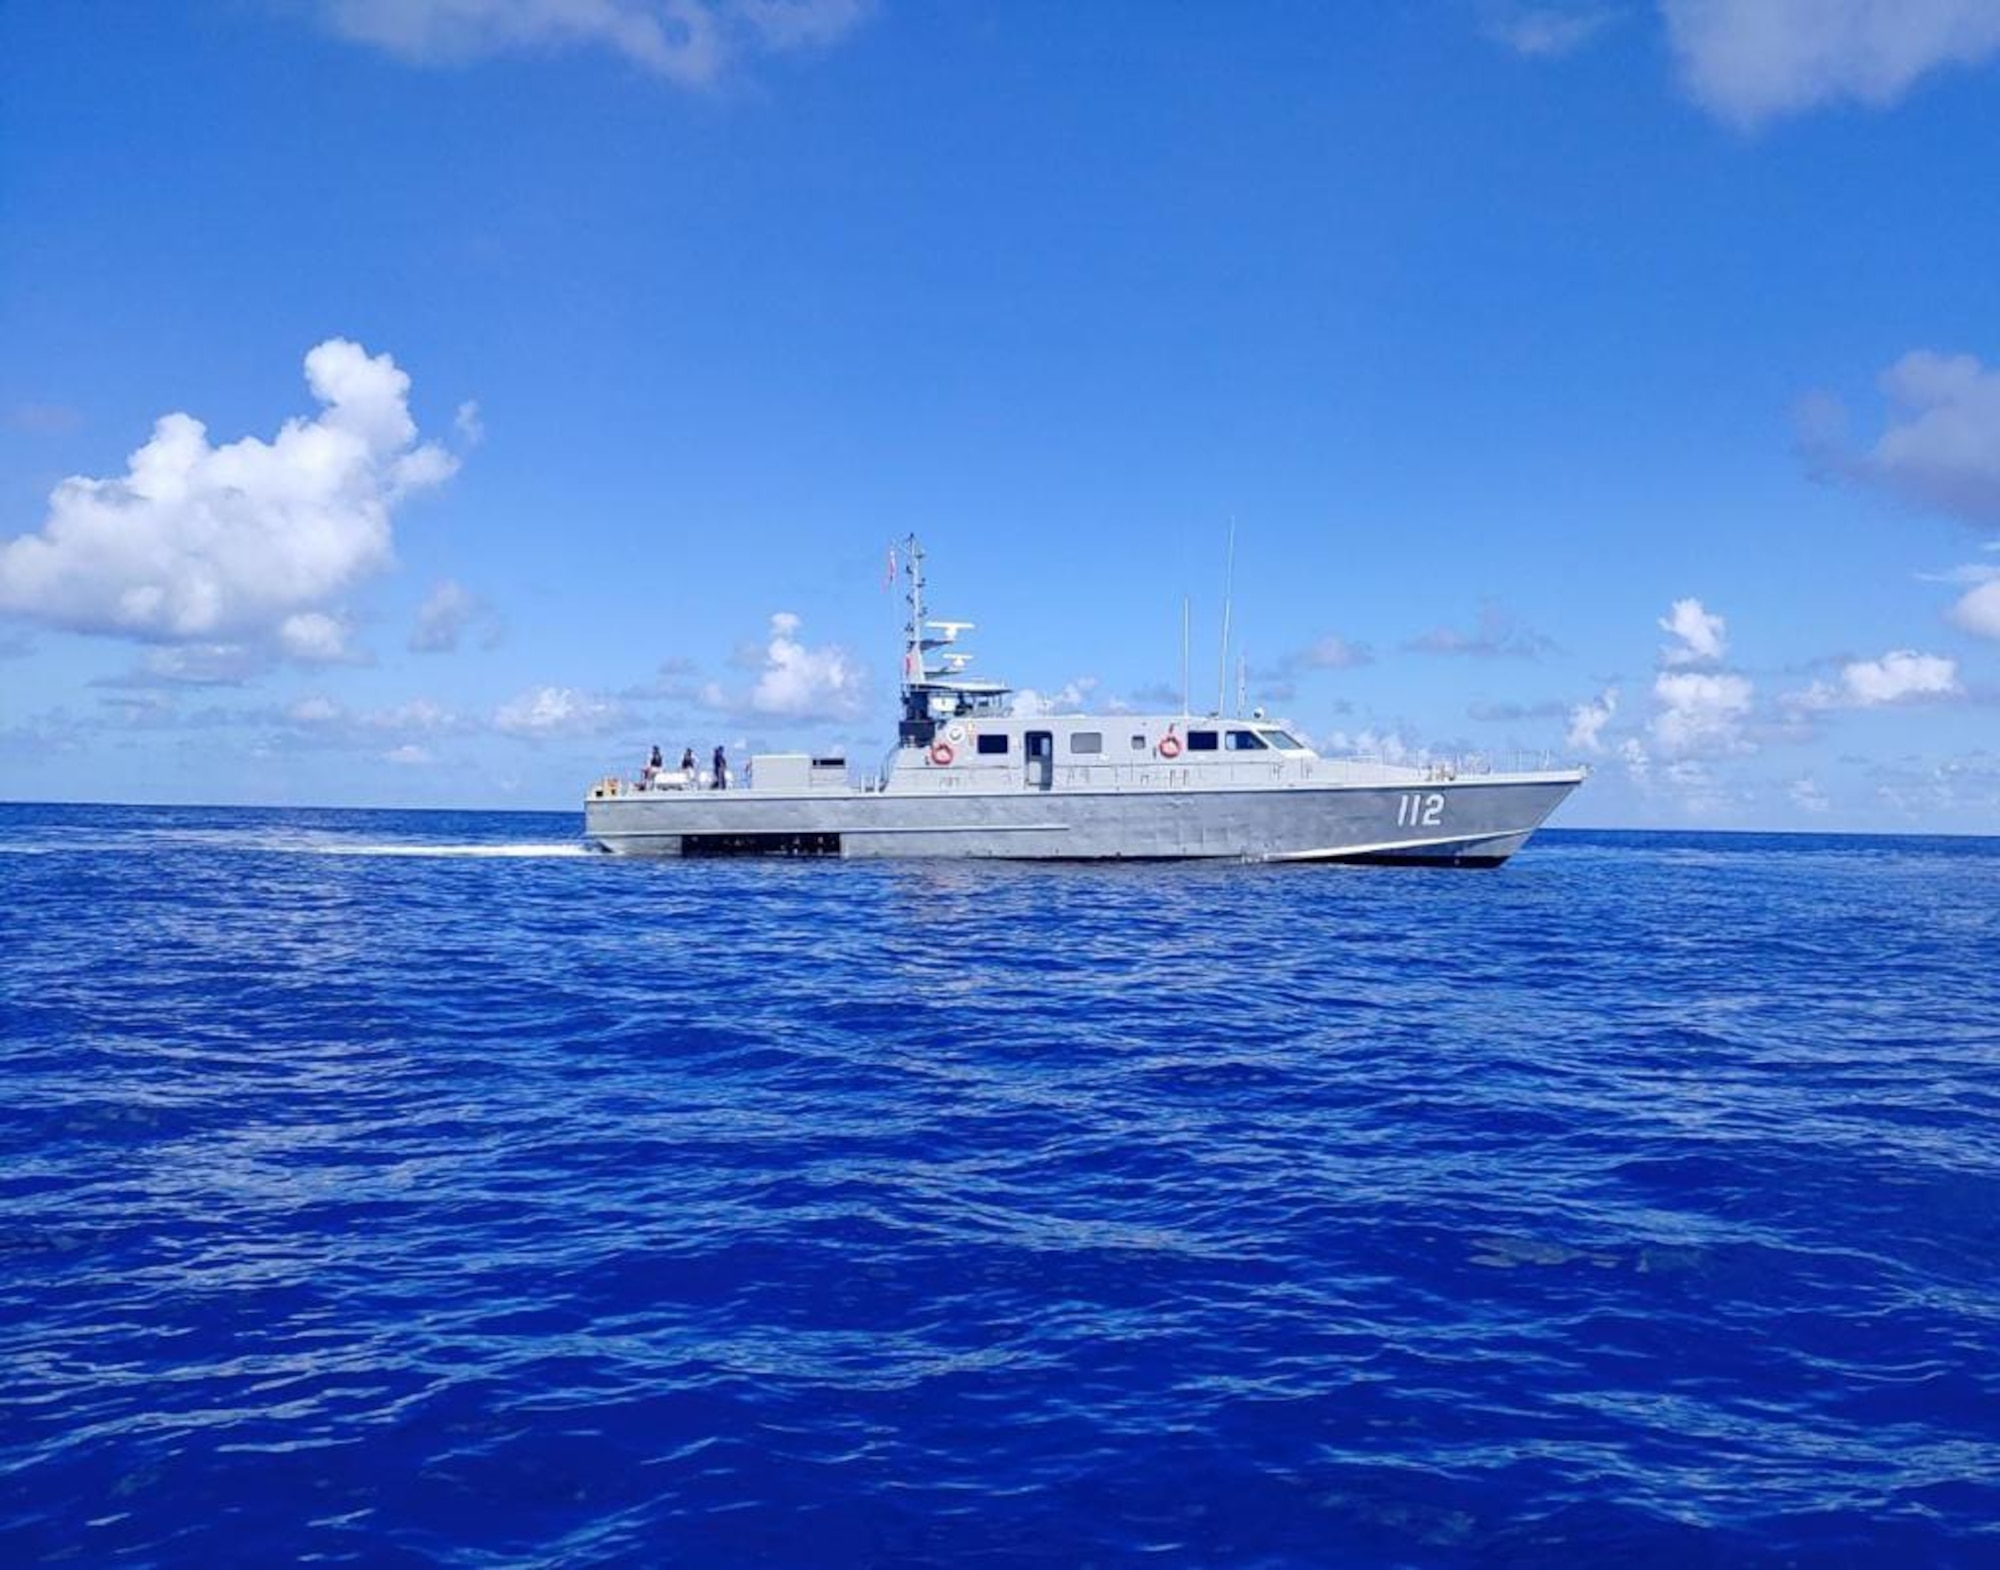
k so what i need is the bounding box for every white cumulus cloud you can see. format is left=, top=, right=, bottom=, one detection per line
left=746, top=611, right=864, bottom=718
left=279, top=611, right=355, bottom=664
left=130, top=643, right=265, bottom=686
left=1662, top=0, right=2000, bottom=127
left=495, top=685, right=624, bottom=736
left=1952, top=578, right=2000, bottom=638
left=285, top=693, right=462, bottom=742
left=1659, top=597, right=1727, bottom=665
left=319, top=0, right=870, bottom=85
left=0, top=339, right=456, bottom=657
left=1652, top=669, right=1754, bottom=756
left=1863, top=351, right=2000, bottom=526
left=1796, top=649, right=1961, bottom=709
left=1012, top=678, right=1099, bottom=718
left=1566, top=686, right=1619, bottom=753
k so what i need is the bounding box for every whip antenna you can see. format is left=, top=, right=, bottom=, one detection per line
left=1215, top=519, right=1236, bottom=715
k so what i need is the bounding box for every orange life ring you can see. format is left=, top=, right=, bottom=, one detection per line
left=929, top=741, right=955, bottom=766
left=1157, top=735, right=1182, bottom=759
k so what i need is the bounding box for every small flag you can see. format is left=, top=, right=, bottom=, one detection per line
left=883, top=545, right=898, bottom=590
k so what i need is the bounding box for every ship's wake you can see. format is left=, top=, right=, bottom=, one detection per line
left=301, top=842, right=597, bottom=859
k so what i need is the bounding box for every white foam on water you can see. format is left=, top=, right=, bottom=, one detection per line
left=301, top=842, right=596, bottom=859
left=108, top=829, right=598, bottom=859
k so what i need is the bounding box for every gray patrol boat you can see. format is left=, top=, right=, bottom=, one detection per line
left=585, top=538, right=1583, bottom=863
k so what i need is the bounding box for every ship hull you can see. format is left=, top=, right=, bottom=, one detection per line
left=583, top=773, right=1582, bottom=865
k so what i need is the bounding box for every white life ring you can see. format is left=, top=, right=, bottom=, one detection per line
left=1157, top=734, right=1182, bottom=759
left=929, top=741, right=955, bottom=766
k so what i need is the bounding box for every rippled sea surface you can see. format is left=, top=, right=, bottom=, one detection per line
left=4, top=803, right=1998, bottom=1567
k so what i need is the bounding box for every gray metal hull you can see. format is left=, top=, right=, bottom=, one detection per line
left=583, top=773, right=1582, bottom=865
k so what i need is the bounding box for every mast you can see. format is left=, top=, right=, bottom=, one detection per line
left=894, top=533, right=1009, bottom=747
left=1215, top=519, right=1236, bottom=715
left=902, top=533, right=926, bottom=694
left=898, top=533, right=931, bottom=746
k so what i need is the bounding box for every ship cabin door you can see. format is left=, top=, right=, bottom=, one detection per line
left=1024, top=730, right=1055, bottom=790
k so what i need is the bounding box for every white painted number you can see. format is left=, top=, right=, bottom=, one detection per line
left=1396, top=792, right=1445, bottom=827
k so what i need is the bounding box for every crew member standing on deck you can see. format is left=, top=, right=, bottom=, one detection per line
left=712, top=744, right=728, bottom=790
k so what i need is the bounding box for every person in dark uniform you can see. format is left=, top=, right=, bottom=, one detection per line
left=649, top=744, right=663, bottom=770
left=680, top=746, right=696, bottom=774
left=712, top=744, right=728, bottom=790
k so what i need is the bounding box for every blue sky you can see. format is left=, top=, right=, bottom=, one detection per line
left=3, top=0, right=1998, bottom=829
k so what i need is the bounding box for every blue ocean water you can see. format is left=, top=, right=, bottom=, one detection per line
left=2, top=804, right=1997, bottom=1567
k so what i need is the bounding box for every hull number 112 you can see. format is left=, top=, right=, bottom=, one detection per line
left=1396, top=792, right=1445, bottom=827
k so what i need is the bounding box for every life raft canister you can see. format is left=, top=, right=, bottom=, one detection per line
left=929, top=741, right=955, bottom=766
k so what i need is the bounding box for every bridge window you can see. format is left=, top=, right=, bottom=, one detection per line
left=977, top=733, right=1010, bottom=756
left=1070, top=731, right=1103, bottom=754
left=1263, top=730, right=1305, bottom=750
left=1131, top=734, right=1147, bottom=750
left=1226, top=730, right=1270, bottom=750
left=1187, top=730, right=1219, bottom=752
